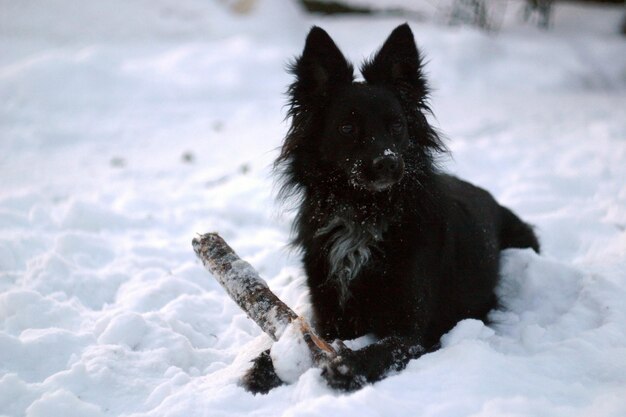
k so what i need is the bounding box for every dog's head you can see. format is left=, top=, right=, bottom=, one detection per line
left=277, top=24, right=444, bottom=196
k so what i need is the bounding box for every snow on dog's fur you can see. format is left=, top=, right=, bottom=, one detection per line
left=242, top=24, right=540, bottom=393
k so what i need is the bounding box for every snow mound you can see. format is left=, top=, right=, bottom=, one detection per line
left=270, top=322, right=314, bottom=384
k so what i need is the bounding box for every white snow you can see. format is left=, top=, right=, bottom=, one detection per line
left=270, top=322, right=314, bottom=384
left=1, top=0, right=626, bottom=416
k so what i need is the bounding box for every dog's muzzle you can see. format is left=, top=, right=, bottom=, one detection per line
left=366, top=155, right=405, bottom=191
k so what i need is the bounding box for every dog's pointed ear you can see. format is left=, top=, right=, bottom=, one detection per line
left=289, top=27, right=353, bottom=102
left=361, top=24, right=427, bottom=93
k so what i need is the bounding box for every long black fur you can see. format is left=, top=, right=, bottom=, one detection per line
left=242, top=24, right=540, bottom=393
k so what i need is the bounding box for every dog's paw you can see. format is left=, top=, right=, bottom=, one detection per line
left=240, top=349, right=284, bottom=394
left=321, top=348, right=367, bottom=392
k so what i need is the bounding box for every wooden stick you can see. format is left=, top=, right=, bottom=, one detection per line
left=192, top=232, right=336, bottom=362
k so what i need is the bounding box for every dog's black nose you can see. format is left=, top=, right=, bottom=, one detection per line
left=372, top=155, right=400, bottom=178
left=364, top=154, right=404, bottom=191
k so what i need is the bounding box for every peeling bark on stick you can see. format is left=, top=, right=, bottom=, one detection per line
left=192, top=232, right=336, bottom=363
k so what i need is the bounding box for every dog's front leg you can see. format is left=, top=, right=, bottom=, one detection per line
left=321, top=335, right=425, bottom=391
left=241, top=348, right=284, bottom=394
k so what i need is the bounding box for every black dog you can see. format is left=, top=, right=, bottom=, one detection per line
left=242, top=24, right=539, bottom=393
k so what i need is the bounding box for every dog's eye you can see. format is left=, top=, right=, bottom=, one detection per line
left=339, top=123, right=355, bottom=135
left=390, top=121, right=404, bottom=135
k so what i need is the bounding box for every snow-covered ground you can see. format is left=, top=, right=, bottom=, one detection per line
left=1, top=1, right=626, bottom=416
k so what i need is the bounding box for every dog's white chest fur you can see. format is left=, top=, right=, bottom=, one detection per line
left=315, top=213, right=387, bottom=307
